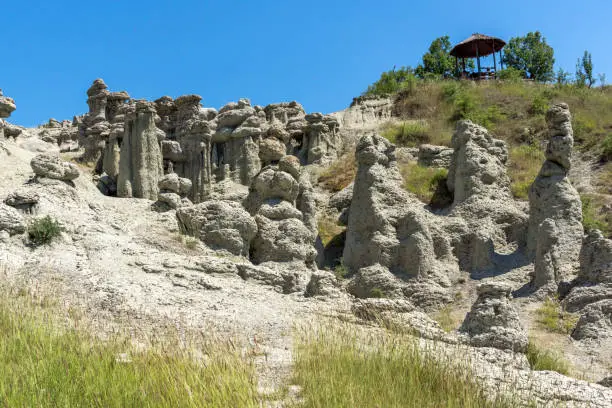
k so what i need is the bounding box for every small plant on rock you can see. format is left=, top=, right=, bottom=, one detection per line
left=27, top=216, right=62, bottom=245
left=184, top=236, right=199, bottom=250
left=535, top=297, right=578, bottom=335
left=369, top=287, right=386, bottom=298
left=526, top=340, right=570, bottom=375
left=333, top=261, right=349, bottom=281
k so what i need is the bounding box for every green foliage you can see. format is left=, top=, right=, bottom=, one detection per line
left=333, top=261, right=349, bottom=281
left=415, top=36, right=456, bottom=79
left=450, top=91, right=478, bottom=121
left=503, top=31, right=555, bottom=82
left=27, top=215, right=62, bottom=245
left=381, top=121, right=430, bottom=146
left=529, top=93, right=550, bottom=115
left=508, top=144, right=544, bottom=199
left=581, top=195, right=609, bottom=234
left=432, top=305, right=455, bottom=332
left=575, top=51, right=595, bottom=88
left=526, top=341, right=570, bottom=375
left=293, top=323, right=519, bottom=408
left=497, top=67, right=524, bottom=82
left=555, top=68, right=572, bottom=85
left=400, top=163, right=449, bottom=204
left=0, top=286, right=259, bottom=407
left=535, top=297, right=579, bottom=335
left=184, top=236, right=198, bottom=249
left=369, top=287, right=386, bottom=298
left=601, top=134, right=612, bottom=161
left=363, top=66, right=417, bottom=97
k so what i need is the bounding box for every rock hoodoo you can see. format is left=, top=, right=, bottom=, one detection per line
left=30, top=153, right=80, bottom=181
left=459, top=282, right=528, bottom=352
left=117, top=101, right=164, bottom=200
left=528, top=103, right=583, bottom=287
left=0, top=89, right=17, bottom=140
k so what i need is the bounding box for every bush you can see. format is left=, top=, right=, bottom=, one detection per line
left=400, top=163, right=448, bottom=204
left=497, top=67, right=524, bottom=82
left=333, top=261, right=349, bottom=280
left=601, top=134, right=612, bottom=162
left=529, top=94, right=550, bottom=115
left=535, top=297, right=578, bottom=334
left=363, top=67, right=418, bottom=97
left=27, top=216, right=62, bottom=245
left=381, top=121, right=430, bottom=146
left=526, top=340, right=570, bottom=375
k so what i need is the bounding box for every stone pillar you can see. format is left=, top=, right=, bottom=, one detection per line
left=117, top=101, right=164, bottom=200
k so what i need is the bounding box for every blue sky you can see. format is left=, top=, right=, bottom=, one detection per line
left=3, top=0, right=611, bottom=127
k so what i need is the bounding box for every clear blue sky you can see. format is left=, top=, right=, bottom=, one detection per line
left=3, top=0, right=611, bottom=127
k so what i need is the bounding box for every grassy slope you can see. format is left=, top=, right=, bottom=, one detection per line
left=320, top=81, right=612, bottom=236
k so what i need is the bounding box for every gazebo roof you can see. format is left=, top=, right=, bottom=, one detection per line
left=450, top=33, right=506, bottom=58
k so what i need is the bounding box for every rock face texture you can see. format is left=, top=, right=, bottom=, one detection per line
left=246, top=158, right=317, bottom=266
left=30, top=154, right=80, bottom=181
left=117, top=102, right=164, bottom=200
left=176, top=201, right=257, bottom=256
left=460, top=282, right=528, bottom=352
left=299, top=113, right=340, bottom=164
left=418, top=144, right=453, bottom=168
left=343, top=134, right=459, bottom=306
left=156, top=172, right=193, bottom=210
left=0, top=203, right=25, bottom=235
left=79, top=79, right=130, bottom=169
left=528, top=103, right=583, bottom=286
left=446, top=121, right=528, bottom=271
left=0, top=89, right=17, bottom=140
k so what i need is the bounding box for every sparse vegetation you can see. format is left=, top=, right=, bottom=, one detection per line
left=535, top=297, right=579, bottom=335
left=400, top=163, right=448, bottom=204
left=317, top=215, right=345, bottom=246
left=508, top=144, right=545, bottom=199
left=432, top=305, right=456, bottom=332
left=381, top=121, right=431, bottom=146
left=369, top=287, right=386, bottom=298
left=0, top=284, right=260, bottom=407
left=27, top=215, right=62, bottom=245
left=333, top=261, right=349, bottom=281
left=184, top=236, right=199, bottom=249
left=293, top=323, right=519, bottom=408
left=581, top=194, right=612, bottom=236
left=318, top=152, right=356, bottom=192
left=526, top=340, right=570, bottom=375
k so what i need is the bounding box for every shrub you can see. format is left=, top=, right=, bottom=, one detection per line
left=27, top=216, right=62, bottom=245
left=526, top=340, right=570, bottom=375
left=184, top=236, right=199, bottom=250
left=381, top=121, right=430, bottom=147
left=333, top=261, right=349, bottom=280
left=363, top=67, right=418, bottom=97
left=400, top=163, right=448, bottom=204
left=370, top=287, right=386, bottom=298
left=318, top=152, right=357, bottom=192
left=601, top=134, right=612, bottom=162
left=497, top=67, right=524, bottom=82
left=535, top=297, right=579, bottom=334
left=529, top=94, right=550, bottom=115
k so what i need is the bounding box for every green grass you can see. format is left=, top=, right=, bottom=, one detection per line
left=333, top=261, right=349, bottom=281
left=526, top=340, right=570, bottom=375
left=508, top=144, right=545, bottom=199
left=400, top=162, right=448, bottom=204
left=535, top=297, right=579, bottom=335
left=292, top=323, right=518, bottom=408
left=432, top=305, right=456, bottom=332
left=27, top=215, right=62, bottom=245
left=581, top=194, right=612, bottom=237
left=317, top=215, right=345, bottom=247
left=0, top=285, right=259, bottom=407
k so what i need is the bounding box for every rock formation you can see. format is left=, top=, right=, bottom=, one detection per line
left=176, top=200, right=257, bottom=256
left=417, top=144, right=454, bottom=168
left=0, top=203, right=25, bottom=235
left=245, top=156, right=317, bottom=266
left=299, top=113, right=340, bottom=164
left=459, top=282, right=528, bottom=352
left=528, top=103, right=583, bottom=286
left=117, top=101, right=164, bottom=200
left=30, top=154, right=80, bottom=181
left=0, top=89, right=17, bottom=140
left=446, top=121, right=528, bottom=271
left=156, top=172, right=193, bottom=210
left=79, top=79, right=130, bottom=170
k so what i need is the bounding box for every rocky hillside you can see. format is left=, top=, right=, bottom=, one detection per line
left=0, top=81, right=611, bottom=406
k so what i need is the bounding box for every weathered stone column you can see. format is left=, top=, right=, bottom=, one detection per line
left=117, top=101, right=164, bottom=200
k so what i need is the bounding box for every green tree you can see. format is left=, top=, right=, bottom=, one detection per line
left=502, top=31, right=555, bottom=82
left=363, top=66, right=417, bottom=96
left=415, top=36, right=456, bottom=78
left=575, top=51, right=595, bottom=88
left=555, top=68, right=571, bottom=85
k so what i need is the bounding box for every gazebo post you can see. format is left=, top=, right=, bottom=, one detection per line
left=492, top=39, right=497, bottom=78
left=476, top=45, right=481, bottom=78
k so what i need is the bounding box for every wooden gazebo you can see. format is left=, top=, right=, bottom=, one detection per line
left=450, top=33, right=506, bottom=79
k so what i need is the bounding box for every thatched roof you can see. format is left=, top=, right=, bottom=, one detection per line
left=450, top=34, right=505, bottom=58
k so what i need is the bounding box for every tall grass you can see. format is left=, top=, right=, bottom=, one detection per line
left=525, top=340, right=570, bottom=375
left=0, top=283, right=259, bottom=407
left=292, top=323, right=517, bottom=408
left=508, top=144, right=545, bottom=199
left=535, top=297, right=579, bottom=335
left=400, top=162, right=448, bottom=204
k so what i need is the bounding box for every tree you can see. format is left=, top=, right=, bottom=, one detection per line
left=555, top=68, right=571, bottom=85
left=363, top=66, right=417, bottom=96
left=575, top=51, right=595, bottom=88
left=502, top=31, right=555, bottom=82
left=415, top=36, right=456, bottom=78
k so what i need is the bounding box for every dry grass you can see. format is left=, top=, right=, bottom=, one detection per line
left=318, top=152, right=357, bottom=192
left=508, top=144, right=545, bottom=199
left=317, top=215, right=345, bottom=247
left=0, top=279, right=260, bottom=407
left=292, top=322, right=523, bottom=408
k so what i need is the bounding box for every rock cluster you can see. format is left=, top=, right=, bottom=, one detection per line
left=528, top=103, right=583, bottom=288
left=459, top=282, right=528, bottom=352
left=30, top=153, right=80, bottom=181
left=0, top=89, right=17, bottom=140
left=156, top=173, right=193, bottom=210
